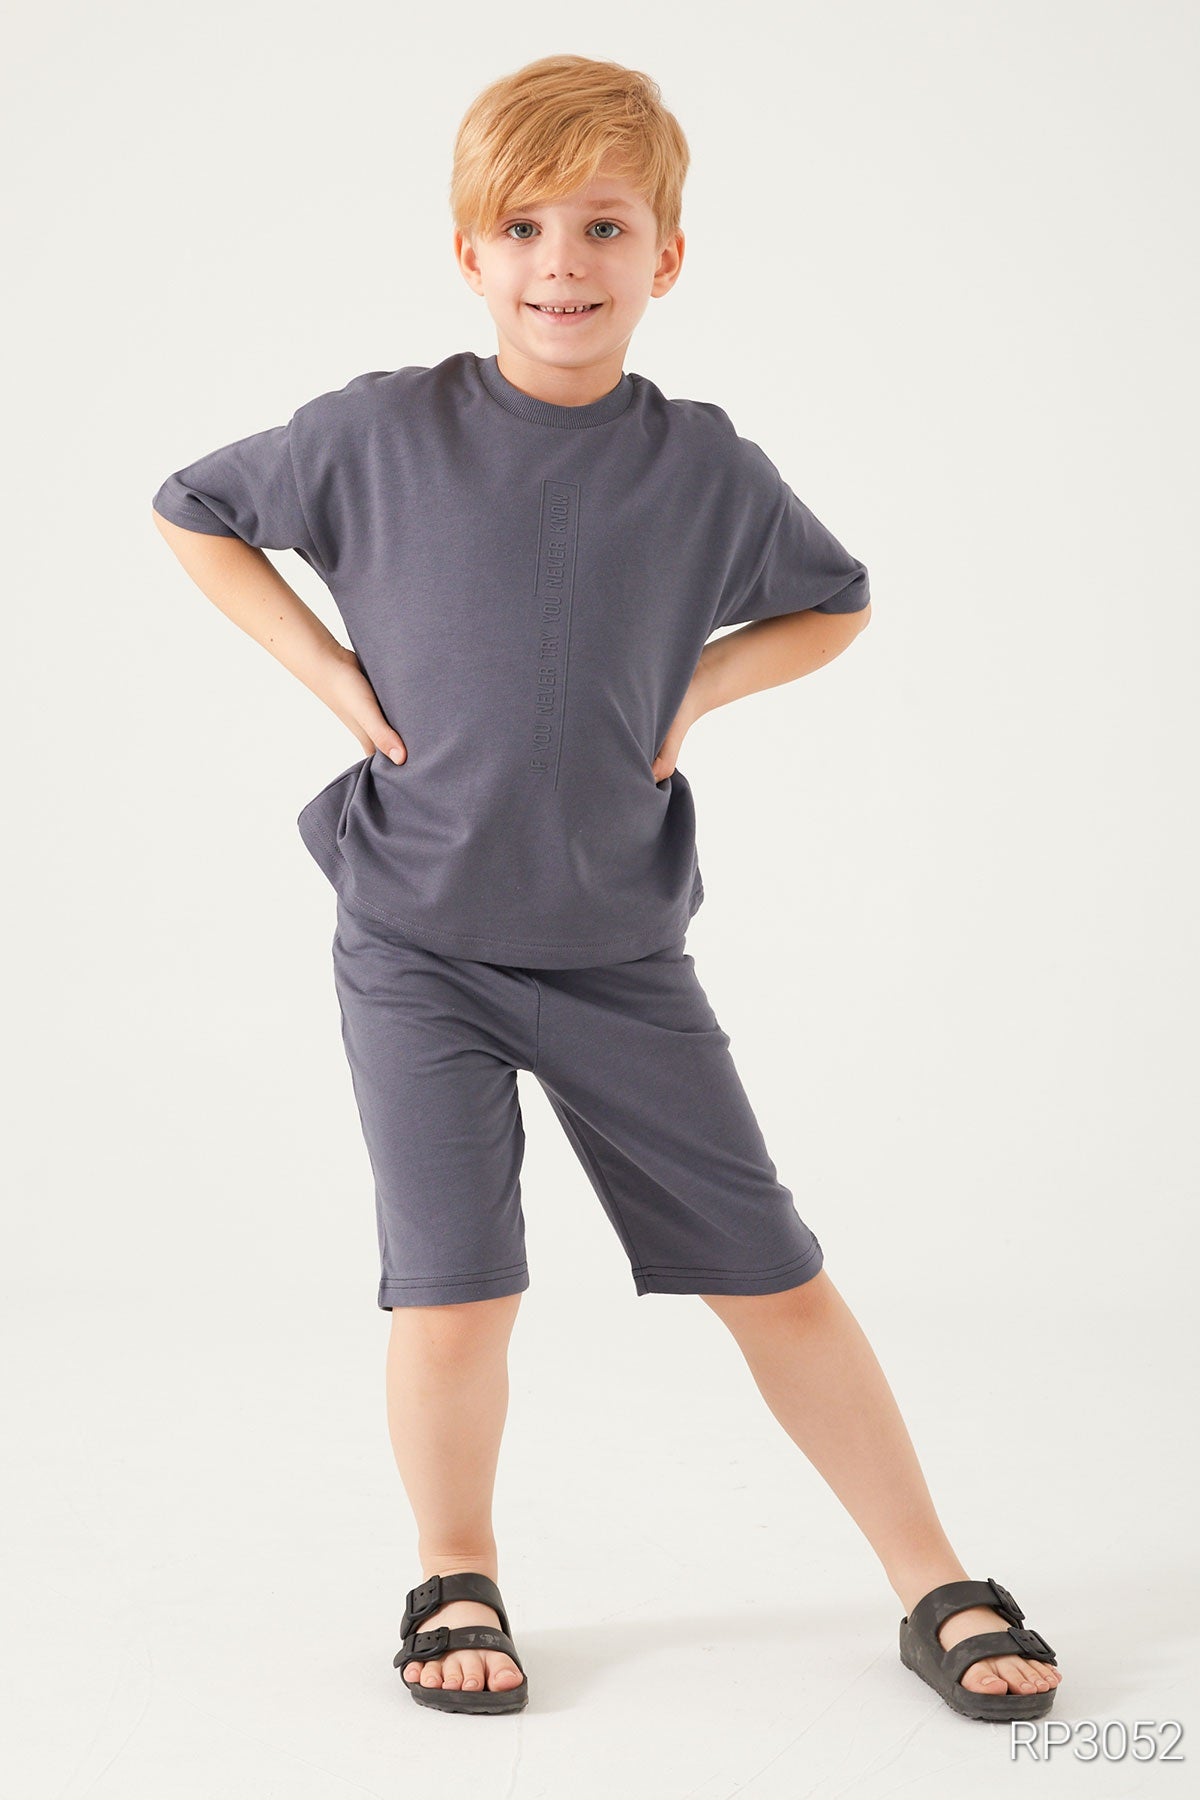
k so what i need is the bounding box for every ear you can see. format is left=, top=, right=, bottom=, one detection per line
left=453, top=229, right=486, bottom=295
left=652, top=230, right=685, bottom=297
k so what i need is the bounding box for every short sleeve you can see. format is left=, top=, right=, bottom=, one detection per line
left=710, top=437, right=870, bottom=633
left=151, top=414, right=327, bottom=575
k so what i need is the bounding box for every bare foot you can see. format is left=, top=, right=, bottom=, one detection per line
left=401, top=1587, right=524, bottom=1695
left=936, top=1604, right=1062, bottom=1698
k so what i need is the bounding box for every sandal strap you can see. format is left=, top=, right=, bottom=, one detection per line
left=393, top=1622, right=525, bottom=1675
left=399, top=1570, right=512, bottom=1639
left=941, top=1626, right=1058, bottom=1685
left=907, top=1575, right=1026, bottom=1640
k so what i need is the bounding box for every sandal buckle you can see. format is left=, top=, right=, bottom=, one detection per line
left=1008, top=1625, right=1056, bottom=1663
left=405, top=1574, right=443, bottom=1618
left=411, top=1625, right=451, bottom=1659
left=986, top=1577, right=1025, bottom=1624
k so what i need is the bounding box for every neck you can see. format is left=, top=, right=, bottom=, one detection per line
left=493, top=340, right=627, bottom=408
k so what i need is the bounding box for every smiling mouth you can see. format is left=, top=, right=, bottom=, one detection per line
left=526, top=302, right=602, bottom=315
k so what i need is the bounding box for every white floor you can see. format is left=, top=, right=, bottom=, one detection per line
left=5, top=1265, right=1194, bottom=1800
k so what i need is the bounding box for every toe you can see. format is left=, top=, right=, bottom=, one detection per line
left=487, top=1654, right=524, bottom=1690
left=456, top=1651, right=485, bottom=1691
left=991, top=1655, right=1047, bottom=1693
left=961, top=1661, right=1008, bottom=1692
left=439, top=1655, right=465, bottom=1690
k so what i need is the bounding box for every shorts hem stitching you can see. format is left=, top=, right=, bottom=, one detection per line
left=632, top=1242, right=825, bottom=1295
left=379, top=1261, right=528, bottom=1297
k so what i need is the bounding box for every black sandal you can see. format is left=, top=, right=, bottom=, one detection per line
left=899, top=1576, right=1059, bottom=1722
left=393, top=1571, right=529, bottom=1714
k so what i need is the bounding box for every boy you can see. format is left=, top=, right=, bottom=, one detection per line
left=151, top=54, right=1061, bottom=1722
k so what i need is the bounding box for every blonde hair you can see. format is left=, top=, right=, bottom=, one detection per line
left=451, top=55, right=690, bottom=252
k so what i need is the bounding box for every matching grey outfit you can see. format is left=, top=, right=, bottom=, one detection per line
left=153, top=350, right=870, bottom=1305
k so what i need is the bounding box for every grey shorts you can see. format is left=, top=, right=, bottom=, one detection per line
left=330, top=896, right=825, bottom=1309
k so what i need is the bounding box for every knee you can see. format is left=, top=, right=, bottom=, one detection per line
left=700, top=1267, right=833, bottom=1328
left=388, top=1291, right=523, bottom=1349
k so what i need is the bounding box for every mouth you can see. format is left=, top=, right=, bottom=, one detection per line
left=525, top=302, right=603, bottom=321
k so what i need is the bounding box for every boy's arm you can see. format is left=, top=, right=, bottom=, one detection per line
left=650, top=604, right=869, bottom=780
left=696, top=601, right=871, bottom=715
left=151, top=512, right=407, bottom=763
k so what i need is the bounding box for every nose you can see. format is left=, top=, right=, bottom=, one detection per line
left=536, top=229, right=587, bottom=280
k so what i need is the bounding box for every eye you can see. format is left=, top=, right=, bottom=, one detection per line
left=502, top=220, right=624, bottom=241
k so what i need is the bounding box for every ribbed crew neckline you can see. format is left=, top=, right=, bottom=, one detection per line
left=475, top=352, right=635, bottom=429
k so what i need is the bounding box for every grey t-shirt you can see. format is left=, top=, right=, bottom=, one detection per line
left=152, top=350, right=870, bottom=966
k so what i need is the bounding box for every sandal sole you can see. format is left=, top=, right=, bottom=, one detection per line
left=899, top=1619, right=1057, bottom=1722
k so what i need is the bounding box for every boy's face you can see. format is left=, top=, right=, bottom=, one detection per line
left=455, top=170, right=683, bottom=402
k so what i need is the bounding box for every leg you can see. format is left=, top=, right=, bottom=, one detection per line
left=530, top=942, right=826, bottom=1297
left=387, top=1292, right=527, bottom=1695
left=701, top=1270, right=1062, bottom=1700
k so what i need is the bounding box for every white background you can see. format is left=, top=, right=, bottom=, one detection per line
left=5, top=1, right=1197, bottom=1795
